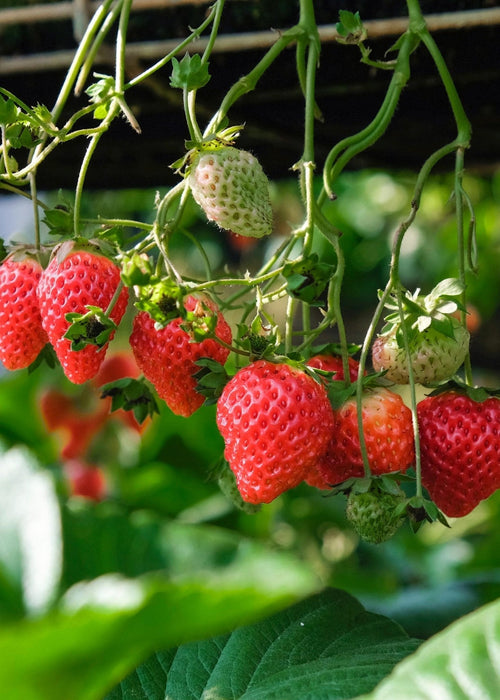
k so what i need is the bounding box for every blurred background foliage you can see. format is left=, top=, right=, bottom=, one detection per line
left=1, top=165, right=500, bottom=644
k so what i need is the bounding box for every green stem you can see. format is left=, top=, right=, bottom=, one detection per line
left=285, top=297, right=297, bottom=354
left=29, top=172, right=40, bottom=251
left=455, top=148, right=474, bottom=386
left=322, top=31, right=415, bottom=201
left=125, top=9, right=217, bottom=90
left=204, top=25, right=303, bottom=136
left=52, top=0, right=119, bottom=124
left=184, top=89, right=203, bottom=142
left=73, top=103, right=120, bottom=235
left=395, top=287, right=422, bottom=497
left=201, top=0, right=225, bottom=66
left=75, top=1, right=124, bottom=95
left=115, top=0, right=133, bottom=94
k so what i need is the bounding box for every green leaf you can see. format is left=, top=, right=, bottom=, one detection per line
left=283, top=255, right=333, bottom=306
left=428, top=277, right=465, bottom=301
left=336, top=10, right=367, bottom=44
left=64, top=305, right=117, bottom=350
left=0, top=447, right=62, bottom=619
left=109, top=588, right=420, bottom=700
left=170, top=53, right=211, bottom=91
left=0, top=96, right=19, bottom=126
left=0, top=515, right=319, bottom=700
left=356, top=597, right=500, bottom=700
left=100, top=377, right=159, bottom=424
left=42, top=204, right=74, bottom=238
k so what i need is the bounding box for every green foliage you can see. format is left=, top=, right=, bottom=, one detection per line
left=358, top=597, right=500, bottom=700
left=109, top=588, right=420, bottom=700
left=0, top=446, right=319, bottom=700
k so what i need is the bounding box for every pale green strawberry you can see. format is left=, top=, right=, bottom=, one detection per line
left=346, top=488, right=406, bottom=544
left=372, top=279, right=470, bottom=385
left=372, top=318, right=469, bottom=385
left=188, top=146, right=273, bottom=238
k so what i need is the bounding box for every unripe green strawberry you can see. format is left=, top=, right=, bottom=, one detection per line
left=346, top=487, right=406, bottom=544
left=372, top=319, right=469, bottom=385
left=216, top=360, right=334, bottom=504
left=188, top=146, right=273, bottom=238
left=37, top=249, right=129, bottom=384
left=0, top=256, right=48, bottom=370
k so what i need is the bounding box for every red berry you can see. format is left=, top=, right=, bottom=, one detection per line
left=304, top=354, right=362, bottom=489
left=216, top=360, right=334, bottom=504
left=37, top=250, right=128, bottom=384
left=0, top=256, right=48, bottom=370
left=316, top=387, right=415, bottom=485
left=418, top=391, right=500, bottom=517
left=40, top=389, right=108, bottom=459
left=307, top=353, right=361, bottom=383
left=64, top=459, right=106, bottom=501
left=130, top=295, right=232, bottom=417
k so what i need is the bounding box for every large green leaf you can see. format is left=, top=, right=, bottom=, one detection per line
left=357, top=597, right=500, bottom=699
left=0, top=446, right=320, bottom=700
left=108, top=588, right=420, bottom=700
left=0, top=563, right=317, bottom=700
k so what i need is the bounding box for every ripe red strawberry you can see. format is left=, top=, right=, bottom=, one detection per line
left=0, top=255, right=48, bottom=370
left=40, top=388, right=109, bottom=459
left=216, top=360, right=335, bottom=504
left=37, top=249, right=128, bottom=384
left=305, top=353, right=361, bottom=489
left=64, top=459, right=106, bottom=501
left=130, top=295, right=232, bottom=417
left=316, top=387, right=415, bottom=486
left=306, top=353, right=360, bottom=383
left=417, top=391, right=500, bottom=517
left=372, top=319, right=469, bottom=385
left=188, top=146, right=273, bottom=238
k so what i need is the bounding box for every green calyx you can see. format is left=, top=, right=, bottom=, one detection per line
left=380, top=277, right=467, bottom=344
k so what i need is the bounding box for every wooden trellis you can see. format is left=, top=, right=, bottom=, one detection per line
left=1, top=1, right=500, bottom=75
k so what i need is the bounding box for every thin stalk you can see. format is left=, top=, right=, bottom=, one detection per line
left=204, top=25, right=303, bottom=136
left=29, top=172, right=40, bottom=251
left=285, top=296, right=298, bottom=354
left=395, top=287, right=422, bottom=497
left=125, top=7, right=218, bottom=89
left=454, top=148, right=474, bottom=385
left=73, top=103, right=120, bottom=235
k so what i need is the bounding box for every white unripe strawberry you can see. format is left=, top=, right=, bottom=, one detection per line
left=188, top=146, right=273, bottom=238
left=372, top=319, right=470, bottom=385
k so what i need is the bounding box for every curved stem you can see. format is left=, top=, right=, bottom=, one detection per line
left=395, top=287, right=422, bottom=497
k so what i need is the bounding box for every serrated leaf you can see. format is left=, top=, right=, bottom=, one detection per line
left=109, top=588, right=420, bottom=700
left=0, top=507, right=319, bottom=700
left=100, top=377, right=159, bottom=424
left=327, top=380, right=356, bottom=410
left=170, top=53, right=210, bottom=91
left=0, top=96, right=19, bottom=126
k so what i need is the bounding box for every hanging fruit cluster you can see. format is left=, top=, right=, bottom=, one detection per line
left=1, top=2, right=499, bottom=543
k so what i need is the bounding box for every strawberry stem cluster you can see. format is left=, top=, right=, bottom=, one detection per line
left=1, top=0, right=496, bottom=542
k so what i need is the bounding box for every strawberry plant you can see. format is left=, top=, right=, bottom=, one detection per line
left=1, top=0, right=500, bottom=698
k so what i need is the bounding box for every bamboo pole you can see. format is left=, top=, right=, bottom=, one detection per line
left=1, top=7, right=500, bottom=75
